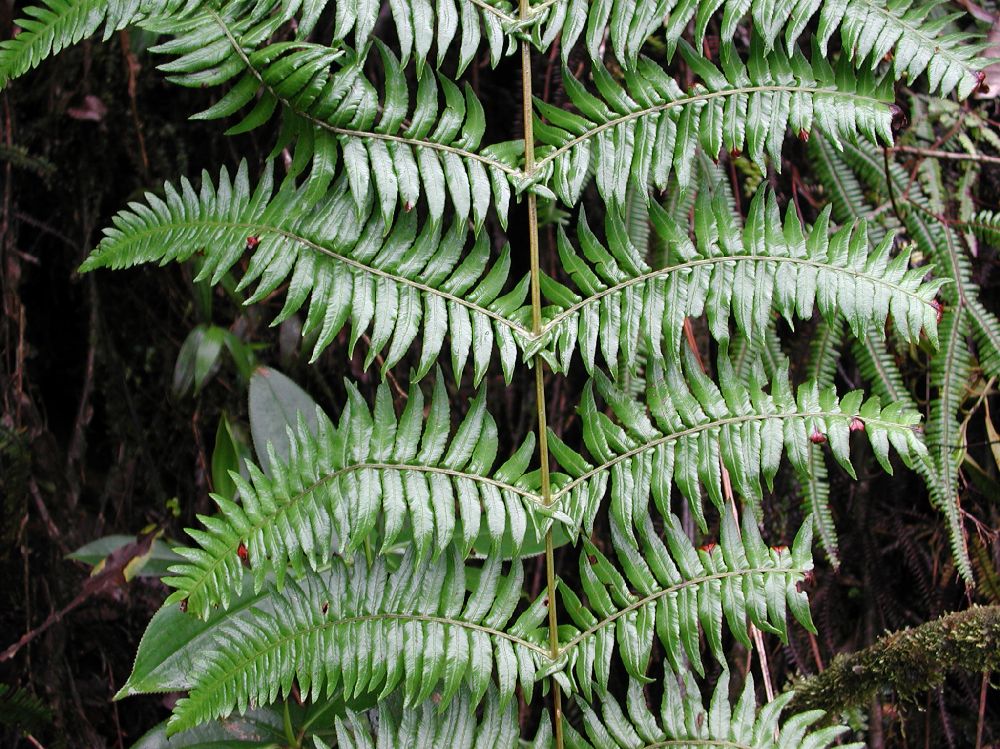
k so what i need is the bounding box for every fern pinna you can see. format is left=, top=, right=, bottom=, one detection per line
left=2, top=0, right=988, bottom=746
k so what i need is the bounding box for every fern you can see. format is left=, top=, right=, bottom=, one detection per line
left=542, top=0, right=984, bottom=100
left=14, top=0, right=988, bottom=743
left=565, top=670, right=861, bottom=749
left=155, top=10, right=517, bottom=225
left=558, top=507, right=816, bottom=690
left=534, top=41, right=894, bottom=207
left=167, top=547, right=548, bottom=733
left=549, top=351, right=927, bottom=540
left=81, top=161, right=529, bottom=378
left=539, top=187, right=943, bottom=377
left=167, top=373, right=571, bottom=617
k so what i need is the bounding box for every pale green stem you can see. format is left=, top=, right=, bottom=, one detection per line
left=519, top=1, right=563, bottom=743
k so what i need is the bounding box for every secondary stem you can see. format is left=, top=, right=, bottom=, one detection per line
left=519, top=3, right=564, bottom=744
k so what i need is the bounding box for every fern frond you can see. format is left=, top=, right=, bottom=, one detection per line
left=534, top=42, right=893, bottom=208
left=0, top=0, right=200, bottom=87
left=816, top=0, right=985, bottom=99
left=544, top=0, right=983, bottom=99
left=557, top=508, right=815, bottom=689
left=331, top=0, right=520, bottom=72
left=0, top=683, right=51, bottom=734
left=332, top=687, right=525, bottom=749
left=564, top=670, right=861, bottom=749
left=548, top=350, right=927, bottom=539
left=926, top=309, right=974, bottom=583
left=538, top=187, right=943, bottom=378
left=80, top=162, right=530, bottom=379
left=156, top=14, right=515, bottom=227
left=165, top=374, right=570, bottom=617
left=167, top=549, right=548, bottom=734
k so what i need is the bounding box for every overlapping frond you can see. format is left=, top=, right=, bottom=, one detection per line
left=548, top=350, right=928, bottom=537
left=537, top=187, right=942, bottom=378
left=0, top=0, right=201, bottom=86
left=331, top=688, right=525, bottom=749
left=557, top=507, right=815, bottom=691
left=156, top=11, right=515, bottom=226
left=329, top=0, right=520, bottom=72
left=167, top=549, right=548, bottom=734
left=565, top=670, right=861, bottom=749
left=831, top=135, right=996, bottom=581
left=80, top=162, right=530, bottom=378
left=542, top=0, right=983, bottom=99
left=533, top=43, right=892, bottom=209
left=164, top=374, right=571, bottom=618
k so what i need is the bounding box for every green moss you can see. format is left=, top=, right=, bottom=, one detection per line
left=790, top=606, right=1000, bottom=714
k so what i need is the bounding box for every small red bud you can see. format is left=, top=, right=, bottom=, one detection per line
left=237, top=542, right=249, bottom=566
left=976, top=70, right=990, bottom=95
left=798, top=129, right=810, bottom=142
left=588, top=554, right=597, bottom=565
left=850, top=417, right=866, bottom=432
left=403, top=202, right=413, bottom=212
left=699, top=543, right=716, bottom=553
left=931, top=299, right=944, bottom=324
left=245, top=235, right=260, bottom=251
left=730, top=148, right=742, bottom=159
left=773, top=545, right=788, bottom=553
left=810, top=430, right=827, bottom=444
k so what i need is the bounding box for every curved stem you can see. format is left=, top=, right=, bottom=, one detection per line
left=519, top=5, right=563, bottom=745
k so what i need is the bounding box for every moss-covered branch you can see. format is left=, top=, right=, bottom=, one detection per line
left=790, top=605, right=1000, bottom=714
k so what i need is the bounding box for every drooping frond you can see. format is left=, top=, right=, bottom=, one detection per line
left=80, top=162, right=530, bottom=379
left=0, top=0, right=201, bottom=86
left=155, top=12, right=515, bottom=226
left=548, top=350, right=928, bottom=537
left=542, top=0, right=983, bottom=99
left=533, top=42, right=893, bottom=209
left=537, top=187, right=943, bottom=378
left=327, top=0, right=520, bottom=72
left=832, top=136, right=996, bottom=582
left=167, top=549, right=548, bottom=734
left=815, top=0, right=985, bottom=98
left=164, top=374, right=570, bottom=618
left=564, top=670, right=862, bottom=749
left=557, top=508, right=815, bottom=691
left=926, top=310, right=974, bottom=582
left=331, top=688, right=526, bottom=749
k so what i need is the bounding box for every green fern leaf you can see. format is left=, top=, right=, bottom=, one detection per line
left=0, top=0, right=202, bottom=87
left=565, top=670, right=861, bottom=749
left=546, top=0, right=983, bottom=99
left=534, top=42, right=892, bottom=209
left=539, top=187, right=943, bottom=377
left=164, top=373, right=572, bottom=617
left=333, top=687, right=526, bottom=749
left=549, top=350, right=927, bottom=539
left=557, top=508, right=815, bottom=690
left=166, top=548, right=548, bottom=734
left=154, top=11, right=516, bottom=226
left=80, top=162, right=530, bottom=378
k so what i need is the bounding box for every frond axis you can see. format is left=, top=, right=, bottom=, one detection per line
left=539, top=252, right=938, bottom=337
left=533, top=83, right=887, bottom=170
left=551, top=409, right=922, bottom=502
left=208, top=9, right=519, bottom=177
left=168, top=461, right=548, bottom=603
left=556, top=565, right=811, bottom=657
left=99, top=216, right=531, bottom=335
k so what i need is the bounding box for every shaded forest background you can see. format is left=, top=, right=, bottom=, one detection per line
left=2, top=1, right=1000, bottom=746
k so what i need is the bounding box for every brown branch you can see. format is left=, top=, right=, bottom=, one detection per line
left=789, top=605, right=1000, bottom=715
